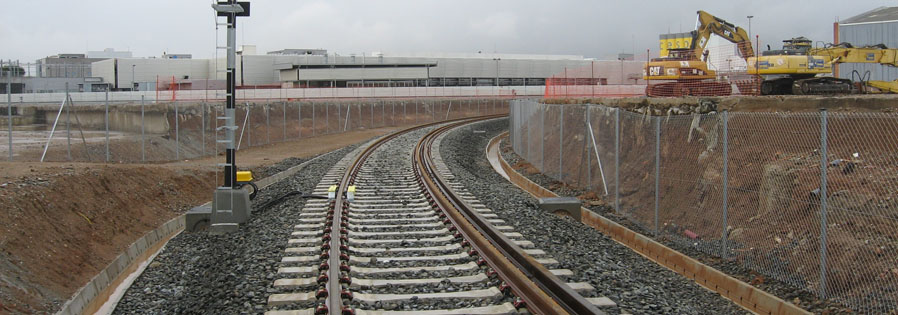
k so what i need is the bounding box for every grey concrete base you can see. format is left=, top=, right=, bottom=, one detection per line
left=537, top=197, right=581, bottom=220
left=185, top=204, right=212, bottom=232
left=210, top=188, right=252, bottom=233
left=209, top=223, right=240, bottom=234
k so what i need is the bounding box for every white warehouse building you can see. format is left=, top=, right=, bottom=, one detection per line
left=91, top=47, right=648, bottom=91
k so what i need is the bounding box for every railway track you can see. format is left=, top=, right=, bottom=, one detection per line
left=266, top=116, right=612, bottom=314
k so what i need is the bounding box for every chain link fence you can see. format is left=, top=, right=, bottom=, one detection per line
left=510, top=99, right=898, bottom=313
left=0, top=98, right=508, bottom=163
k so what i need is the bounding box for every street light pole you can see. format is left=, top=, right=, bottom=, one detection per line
left=747, top=15, right=754, bottom=52
left=131, top=64, right=136, bottom=97
left=492, top=57, right=500, bottom=96
left=618, top=57, right=624, bottom=84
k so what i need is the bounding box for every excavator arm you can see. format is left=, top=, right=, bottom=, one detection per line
left=812, top=44, right=898, bottom=93
left=694, top=10, right=755, bottom=59
left=810, top=45, right=898, bottom=67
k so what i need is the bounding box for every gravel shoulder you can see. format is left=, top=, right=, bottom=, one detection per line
left=112, top=142, right=367, bottom=314
left=440, top=118, right=748, bottom=315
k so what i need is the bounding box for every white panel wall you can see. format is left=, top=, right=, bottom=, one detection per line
left=298, top=68, right=427, bottom=80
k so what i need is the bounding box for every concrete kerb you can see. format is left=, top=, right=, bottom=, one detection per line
left=54, top=146, right=350, bottom=315
left=486, top=132, right=811, bottom=315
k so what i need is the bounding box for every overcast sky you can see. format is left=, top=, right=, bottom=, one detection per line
left=3, top=0, right=895, bottom=62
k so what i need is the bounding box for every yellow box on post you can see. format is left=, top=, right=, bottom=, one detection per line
left=236, top=171, right=254, bottom=183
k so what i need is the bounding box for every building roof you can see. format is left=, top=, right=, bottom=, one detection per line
left=841, top=6, right=898, bottom=25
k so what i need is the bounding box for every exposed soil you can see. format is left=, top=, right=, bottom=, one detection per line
left=514, top=99, right=898, bottom=313
left=0, top=128, right=394, bottom=314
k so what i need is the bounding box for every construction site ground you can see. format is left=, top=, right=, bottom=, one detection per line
left=0, top=127, right=396, bottom=314
left=3, top=94, right=898, bottom=314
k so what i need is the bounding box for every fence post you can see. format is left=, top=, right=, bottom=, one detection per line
left=654, top=116, right=660, bottom=236
left=537, top=103, right=542, bottom=168
left=202, top=103, right=206, bottom=156
left=559, top=105, right=563, bottom=180
left=615, top=107, right=620, bottom=212
left=247, top=104, right=251, bottom=147
left=525, top=102, right=530, bottom=159
left=141, top=95, right=145, bottom=162
left=105, top=89, right=110, bottom=162
left=298, top=102, right=302, bottom=138
left=326, top=102, right=330, bottom=134
left=282, top=101, right=286, bottom=141
left=371, top=101, right=374, bottom=128
left=66, top=83, right=71, bottom=161
left=266, top=103, right=271, bottom=144
left=586, top=105, right=591, bottom=189
left=312, top=102, right=316, bottom=136
left=175, top=102, right=180, bottom=160
left=819, top=109, right=829, bottom=299
left=721, top=110, right=729, bottom=257
left=6, top=60, right=11, bottom=161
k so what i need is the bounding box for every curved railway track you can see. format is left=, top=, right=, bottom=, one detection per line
left=266, top=116, right=607, bottom=314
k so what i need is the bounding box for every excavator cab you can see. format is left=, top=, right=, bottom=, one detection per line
left=762, top=37, right=812, bottom=56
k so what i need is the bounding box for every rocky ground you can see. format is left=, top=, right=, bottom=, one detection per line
left=439, top=118, right=748, bottom=315
left=112, top=142, right=365, bottom=314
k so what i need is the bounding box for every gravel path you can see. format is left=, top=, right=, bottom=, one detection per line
left=113, top=142, right=368, bottom=314
left=440, top=118, right=748, bottom=315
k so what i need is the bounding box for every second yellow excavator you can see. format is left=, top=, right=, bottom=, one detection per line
left=747, top=37, right=898, bottom=94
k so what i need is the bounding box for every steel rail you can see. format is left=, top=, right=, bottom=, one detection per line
left=414, top=119, right=604, bottom=314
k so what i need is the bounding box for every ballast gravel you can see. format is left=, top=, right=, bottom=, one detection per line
left=113, top=143, right=365, bottom=314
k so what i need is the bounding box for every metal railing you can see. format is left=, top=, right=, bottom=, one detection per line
left=510, top=99, right=898, bottom=314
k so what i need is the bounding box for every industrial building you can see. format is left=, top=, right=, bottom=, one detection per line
left=89, top=46, right=648, bottom=92
left=837, top=6, right=898, bottom=82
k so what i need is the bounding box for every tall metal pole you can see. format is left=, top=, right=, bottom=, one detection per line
left=747, top=16, right=754, bottom=52
left=223, top=0, right=238, bottom=188
left=131, top=64, right=136, bottom=95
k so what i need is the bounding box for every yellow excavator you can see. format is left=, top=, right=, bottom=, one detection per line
left=643, top=10, right=754, bottom=96
left=747, top=37, right=898, bottom=94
